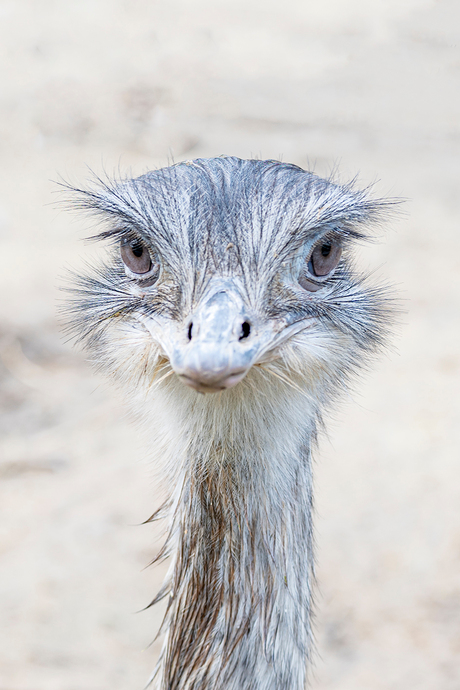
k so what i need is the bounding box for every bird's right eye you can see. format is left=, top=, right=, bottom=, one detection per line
left=120, top=238, right=152, bottom=274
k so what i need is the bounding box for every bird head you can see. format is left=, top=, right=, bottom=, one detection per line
left=65, top=157, right=393, bottom=409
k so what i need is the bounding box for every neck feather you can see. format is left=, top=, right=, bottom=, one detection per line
left=143, top=372, right=317, bottom=690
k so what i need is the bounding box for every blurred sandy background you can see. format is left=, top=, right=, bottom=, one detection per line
left=0, top=1, right=459, bottom=688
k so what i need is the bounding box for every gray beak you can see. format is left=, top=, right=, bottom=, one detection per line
left=170, top=282, right=260, bottom=393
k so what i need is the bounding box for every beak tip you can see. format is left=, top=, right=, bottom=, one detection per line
left=177, top=369, right=248, bottom=394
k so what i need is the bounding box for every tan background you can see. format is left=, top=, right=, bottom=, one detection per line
left=0, top=1, right=459, bottom=688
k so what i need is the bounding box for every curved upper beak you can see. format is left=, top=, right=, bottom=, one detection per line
left=169, top=281, right=261, bottom=393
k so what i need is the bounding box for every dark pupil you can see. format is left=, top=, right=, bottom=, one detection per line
left=131, top=242, right=144, bottom=258
left=321, top=243, right=332, bottom=257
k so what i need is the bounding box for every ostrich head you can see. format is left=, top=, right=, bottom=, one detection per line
left=66, top=157, right=392, bottom=690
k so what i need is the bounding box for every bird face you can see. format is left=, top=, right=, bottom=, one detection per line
left=125, top=239, right=342, bottom=394
left=66, top=157, right=391, bottom=402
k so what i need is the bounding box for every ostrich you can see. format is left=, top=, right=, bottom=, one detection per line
left=66, top=157, right=393, bottom=690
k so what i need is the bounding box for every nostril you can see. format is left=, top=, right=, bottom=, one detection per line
left=239, top=322, right=251, bottom=341
left=187, top=322, right=193, bottom=341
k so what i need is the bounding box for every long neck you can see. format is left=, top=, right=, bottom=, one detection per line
left=151, top=380, right=316, bottom=690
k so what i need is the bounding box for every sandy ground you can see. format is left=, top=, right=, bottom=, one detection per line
left=0, top=1, right=459, bottom=688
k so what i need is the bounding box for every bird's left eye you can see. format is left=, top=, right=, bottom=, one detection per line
left=299, top=238, right=342, bottom=292
left=308, top=240, right=342, bottom=277
left=120, top=238, right=152, bottom=274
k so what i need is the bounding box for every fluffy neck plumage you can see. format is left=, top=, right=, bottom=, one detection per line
left=144, top=371, right=317, bottom=690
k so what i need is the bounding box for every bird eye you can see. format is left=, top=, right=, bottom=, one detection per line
left=308, top=240, right=342, bottom=277
left=120, top=238, right=152, bottom=274
left=299, top=238, right=342, bottom=292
